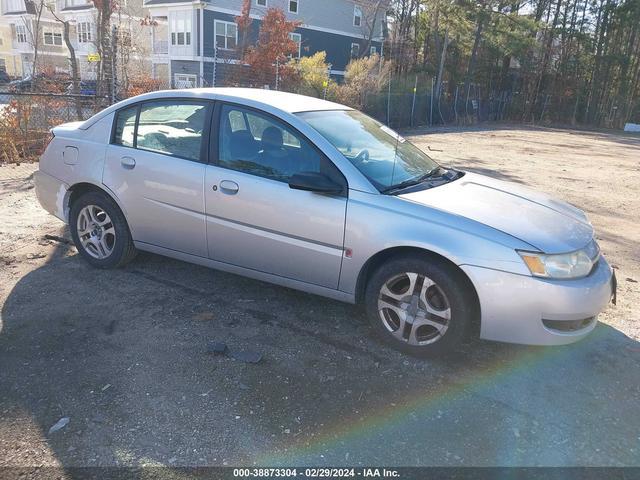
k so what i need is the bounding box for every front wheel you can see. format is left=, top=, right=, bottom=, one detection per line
left=69, top=191, right=137, bottom=268
left=364, top=255, right=475, bottom=357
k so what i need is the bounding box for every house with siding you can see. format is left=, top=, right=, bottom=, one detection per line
left=0, top=0, right=69, bottom=78
left=143, top=0, right=387, bottom=88
left=0, top=0, right=153, bottom=81
left=0, top=21, right=22, bottom=76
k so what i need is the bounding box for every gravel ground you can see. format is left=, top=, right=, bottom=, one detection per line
left=0, top=125, right=639, bottom=469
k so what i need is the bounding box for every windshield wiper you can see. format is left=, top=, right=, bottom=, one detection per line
left=381, top=167, right=444, bottom=194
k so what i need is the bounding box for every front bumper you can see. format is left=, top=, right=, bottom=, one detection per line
left=461, top=257, right=614, bottom=346
left=34, top=170, right=68, bottom=222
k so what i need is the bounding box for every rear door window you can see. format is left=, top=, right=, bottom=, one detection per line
left=107, top=100, right=207, bottom=162
left=135, top=101, right=208, bottom=161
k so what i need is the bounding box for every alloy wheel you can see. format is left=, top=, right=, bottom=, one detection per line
left=377, top=272, right=451, bottom=346
left=76, top=204, right=116, bottom=260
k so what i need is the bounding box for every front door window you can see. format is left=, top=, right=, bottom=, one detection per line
left=218, top=104, right=340, bottom=184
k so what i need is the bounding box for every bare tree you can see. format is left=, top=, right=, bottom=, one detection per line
left=236, top=0, right=253, bottom=59
left=463, top=5, right=487, bottom=117
left=388, top=0, right=420, bottom=71
left=22, top=0, right=46, bottom=85
left=354, top=0, right=389, bottom=57
left=381, top=0, right=640, bottom=128
left=46, top=5, right=82, bottom=117
left=93, top=0, right=116, bottom=99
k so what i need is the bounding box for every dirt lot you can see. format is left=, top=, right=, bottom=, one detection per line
left=0, top=125, right=639, bottom=469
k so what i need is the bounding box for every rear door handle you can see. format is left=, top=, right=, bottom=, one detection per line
left=219, top=180, right=239, bottom=195
left=121, top=156, right=136, bottom=169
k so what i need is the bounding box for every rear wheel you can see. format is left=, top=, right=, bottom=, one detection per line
left=69, top=191, right=137, bottom=268
left=364, top=255, right=474, bottom=357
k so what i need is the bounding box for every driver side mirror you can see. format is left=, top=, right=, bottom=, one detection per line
left=288, top=172, right=344, bottom=195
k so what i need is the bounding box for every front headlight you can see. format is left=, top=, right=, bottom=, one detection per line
left=518, top=240, right=600, bottom=279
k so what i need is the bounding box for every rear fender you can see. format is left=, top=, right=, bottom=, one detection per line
left=64, top=182, right=131, bottom=228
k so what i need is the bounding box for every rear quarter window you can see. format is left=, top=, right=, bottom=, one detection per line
left=113, top=106, right=137, bottom=147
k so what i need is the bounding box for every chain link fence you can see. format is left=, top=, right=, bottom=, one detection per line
left=3, top=57, right=635, bottom=164
left=0, top=72, right=489, bottom=164
left=0, top=75, right=170, bottom=163
left=213, top=65, right=491, bottom=130
left=0, top=91, right=111, bottom=164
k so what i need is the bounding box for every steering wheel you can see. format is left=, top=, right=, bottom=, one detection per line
left=354, top=149, right=370, bottom=164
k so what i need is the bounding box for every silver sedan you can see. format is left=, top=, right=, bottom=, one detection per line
left=34, top=88, right=616, bottom=356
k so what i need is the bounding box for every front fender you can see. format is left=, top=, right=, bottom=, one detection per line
left=339, top=190, right=533, bottom=295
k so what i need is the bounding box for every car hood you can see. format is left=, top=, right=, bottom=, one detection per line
left=399, top=172, right=593, bottom=253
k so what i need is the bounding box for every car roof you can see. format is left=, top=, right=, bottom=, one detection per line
left=202, top=88, right=351, bottom=113
left=78, top=87, right=351, bottom=130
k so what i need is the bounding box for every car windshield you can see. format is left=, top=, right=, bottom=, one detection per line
left=297, top=110, right=440, bottom=192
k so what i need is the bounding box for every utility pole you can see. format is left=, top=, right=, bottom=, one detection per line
left=435, top=30, right=449, bottom=101
left=199, top=2, right=204, bottom=87
left=323, top=64, right=332, bottom=100
left=429, top=77, right=434, bottom=126
left=410, top=75, right=417, bottom=127
left=386, top=75, right=392, bottom=125
left=454, top=85, right=459, bottom=125
left=212, top=45, right=217, bottom=87
left=111, top=25, right=117, bottom=104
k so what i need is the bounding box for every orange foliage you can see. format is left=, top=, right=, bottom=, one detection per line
left=126, top=78, right=164, bottom=97
left=243, top=8, right=300, bottom=82
left=0, top=96, right=68, bottom=163
left=92, top=0, right=118, bottom=14
left=140, top=15, right=158, bottom=27
left=235, top=0, right=253, bottom=58
left=236, top=0, right=253, bottom=33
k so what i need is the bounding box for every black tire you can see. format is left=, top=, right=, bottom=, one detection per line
left=364, top=254, right=475, bottom=357
left=69, top=191, right=137, bottom=269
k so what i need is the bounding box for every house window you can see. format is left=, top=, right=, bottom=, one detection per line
left=288, top=32, right=301, bottom=59
left=4, top=0, right=24, bottom=12
left=288, top=0, right=298, bottom=14
left=350, top=42, right=360, bottom=58
left=174, top=73, right=197, bottom=89
left=77, top=22, right=92, bottom=43
left=215, top=20, right=237, bottom=50
left=370, top=46, right=377, bottom=55
left=44, top=29, right=63, bottom=46
left=170, top=12, right=192, bottom=46
left=354, top=5, right=362, bottom=27
left=15, top=24, right=27, bottom=44
left=256, top=0, right=266, bottom=6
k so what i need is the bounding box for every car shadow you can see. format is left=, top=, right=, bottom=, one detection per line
left=1, top=248, right=639, bottom=471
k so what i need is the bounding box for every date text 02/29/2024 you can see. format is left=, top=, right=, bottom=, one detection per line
left=232, top=468, right=401, bottom=478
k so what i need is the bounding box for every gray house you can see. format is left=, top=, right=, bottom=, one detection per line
left=0, top=0, right=153, bottom=80
left=143, top=0, right=387, bottom=88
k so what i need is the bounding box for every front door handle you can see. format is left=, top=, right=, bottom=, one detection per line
left=219, top=180, right=239, bottom=195
left=121, top=156, right=136, bottom=169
